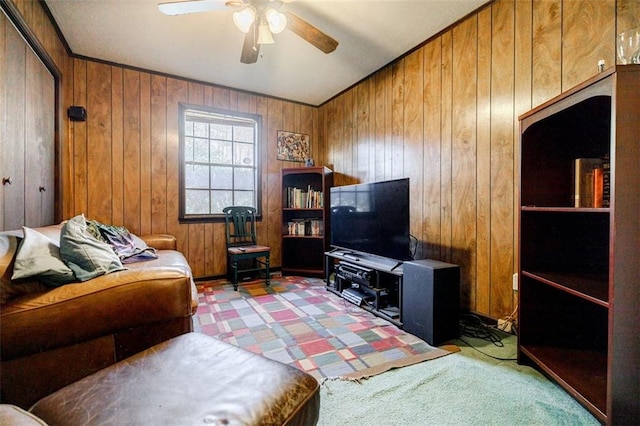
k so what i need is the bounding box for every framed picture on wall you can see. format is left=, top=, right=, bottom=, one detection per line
left=277, top=130, right=309, bottom=162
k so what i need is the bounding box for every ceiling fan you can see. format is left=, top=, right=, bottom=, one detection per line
left=158, top=0, right=339, bottom=64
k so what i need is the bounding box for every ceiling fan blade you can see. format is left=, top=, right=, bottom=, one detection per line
left=158, top=0, right=228, bottom=16
left=240, top=24, right=259, bottom=64
left=283, top=11, right=338, bottom=54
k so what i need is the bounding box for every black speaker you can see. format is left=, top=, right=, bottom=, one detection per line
left=68, top=106, right=86, bottom=122
left=402, top=259, right=460, bottom=346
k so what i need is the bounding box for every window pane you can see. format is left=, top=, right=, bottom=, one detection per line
left=235, top=190, right=254, bottom=206
left=234, top=167, right=254, bottom=190
left=234, top=142, right=254, bottom=166
left=211, top=140, right=232, bottom=164
left=184, top=137, right=194, bottom=161
left=185, top=121, right=193, bottom=135
left=211, top=190, right=232, bottom=213
left=234, top=126, right=253, bottom=143
left=186, top=189, right=210, bottom=214
left=211, top=166, right=233, bottom=189
left=211, top=123, right=232, bottom=140
left=193, top=138, right=209, bottom=163
left=185, top=164, right=209, bottom=189
left=194, top=122, right=208, bottom=138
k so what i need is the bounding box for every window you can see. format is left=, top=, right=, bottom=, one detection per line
left=179, top=104, right=261, bottom=222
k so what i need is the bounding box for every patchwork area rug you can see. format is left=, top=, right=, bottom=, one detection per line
left=195, top=275, right=457, bottom=381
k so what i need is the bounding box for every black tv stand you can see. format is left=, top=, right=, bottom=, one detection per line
left=326, top=249, right=401, bottom=272
left=342, top=253, right=360, bottom=261
left=326, top=250, right=403, bottom=326
left=325, top=250, right=461, bottom=345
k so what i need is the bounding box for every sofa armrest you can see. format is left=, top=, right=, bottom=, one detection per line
left=0, top=405, right=48, bottom=425
left=140, top=234, right=176, bottom=251
left=1, top=266, right=194, bottom=361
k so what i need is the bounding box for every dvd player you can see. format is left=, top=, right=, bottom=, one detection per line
left=341, top=288, right=374, bottom=307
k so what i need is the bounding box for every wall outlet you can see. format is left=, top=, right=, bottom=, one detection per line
left=512, top=273, right=518, bottom=291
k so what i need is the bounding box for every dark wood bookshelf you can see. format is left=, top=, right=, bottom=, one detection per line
left=281, top=167, right=333, bottom=276
left=522, top=271, right=608, bottom=306
left=519, top=345, right=607, bottom=422
left=518, top=65, right=640, bottom=425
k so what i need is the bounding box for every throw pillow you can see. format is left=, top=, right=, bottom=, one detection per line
left=1, top=234, right=49, bottom=303
left=10, top=227, right=77, bottom=286
left=60, top=214, right=125, bottom=281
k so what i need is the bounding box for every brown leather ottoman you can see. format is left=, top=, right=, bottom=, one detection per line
left=29, top=333, right=320, bottom=425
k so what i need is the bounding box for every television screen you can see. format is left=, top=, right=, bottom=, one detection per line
left=330, top=178, right=411, bottom=261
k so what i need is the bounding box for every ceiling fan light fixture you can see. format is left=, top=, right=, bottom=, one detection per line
left=257, top=21, right=275, bottom=44
left=232, top=7, right=256, bottom=33
left=265, top=8, right=286, bottom=34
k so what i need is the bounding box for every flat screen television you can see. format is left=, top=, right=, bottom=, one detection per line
left=330, top=178, right=411, bottom=261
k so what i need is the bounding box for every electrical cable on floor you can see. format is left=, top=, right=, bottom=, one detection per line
left=460, top=314, right=504, bottom=346
left=457, top=314, right=517, bottom=361
left=456, top=336, right=517, bottom=361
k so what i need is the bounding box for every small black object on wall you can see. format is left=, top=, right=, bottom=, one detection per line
left=67, top=106, right=86, bottom=122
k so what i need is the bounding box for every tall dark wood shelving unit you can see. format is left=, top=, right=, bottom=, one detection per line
left=518, top=65, right=639, bottom=425
left=281, top=167, right=333, bottom=276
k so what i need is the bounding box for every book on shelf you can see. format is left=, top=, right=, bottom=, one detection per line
left=286, top=218, right=323, bottom=236
left=309, top=218, right=323, bottom=236
left=285, top=186, right=324, bottom=209
left=573, top=158, right=605, bottom=208
left=287, top=219, right=306, bottom=236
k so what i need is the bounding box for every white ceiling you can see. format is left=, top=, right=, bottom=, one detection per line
left=45, top=0, right=490, bottom=106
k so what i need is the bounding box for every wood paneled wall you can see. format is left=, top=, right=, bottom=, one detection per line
left=8, top=1, right=320, bottom=279
left=319, top=0, right=639, bottom=318
left=65, top=61, right=320, bottom=277
left=8, top=0, right=640, bottom=318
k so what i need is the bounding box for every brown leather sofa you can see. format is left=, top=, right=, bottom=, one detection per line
left=0, top=223, right=198, bottom=409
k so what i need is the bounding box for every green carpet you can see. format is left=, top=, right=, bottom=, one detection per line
left=319, top=330, right=600, bottom=425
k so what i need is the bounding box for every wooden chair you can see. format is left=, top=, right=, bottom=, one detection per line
left=222, top=206, right=271, bottom=290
